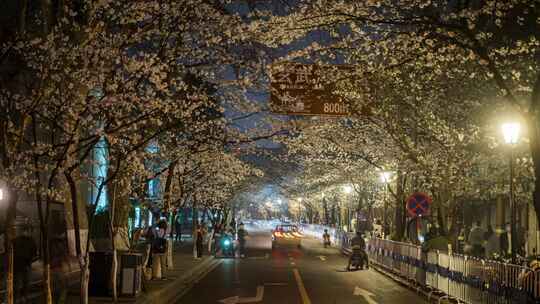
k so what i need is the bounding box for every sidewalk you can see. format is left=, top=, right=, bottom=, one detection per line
left=64, top=238, right=220, bottom=304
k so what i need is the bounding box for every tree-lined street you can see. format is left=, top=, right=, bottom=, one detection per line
left=178, top=227, right=427, bottom=304
left=2, top=1, right=540, bottom=303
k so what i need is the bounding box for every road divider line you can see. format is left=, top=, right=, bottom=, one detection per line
left=293, top=268, right=312, bottom=304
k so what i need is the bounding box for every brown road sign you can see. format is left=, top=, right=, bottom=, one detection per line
left=270, top=62, right=354, bottom=116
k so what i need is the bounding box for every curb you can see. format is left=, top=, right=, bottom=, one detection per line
left=141, top=256, right=222, bottom=304
left=341, top=248, right=457, bottom=304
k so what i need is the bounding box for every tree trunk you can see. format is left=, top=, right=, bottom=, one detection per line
left=393, top=169, right=406, bottom=240
left=163, top=161, right=177, bottom=211
left=111, top=248, right=118, bottom=302
left=526, top=114, right=540, bottom=230
left=4, top=187, right=18, bottom=304
left=65, top=173, right=88, bottom=304
left=41, top=219, right=52, bottom=304
left=18, top=0, right=28, bottom=32
left=36, top=192, right=52, bottom=304
left=43, top=263, right=52, bottom=304
left=80, top=255, right=90, bottom=304
left=6, top=239, right=14, bottom=304
left=192, top=198, right=198, bottom=258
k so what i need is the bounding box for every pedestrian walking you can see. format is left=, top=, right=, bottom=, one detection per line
left=468, top=221, right=485, bottom=257
left=175, top=212, right=183, bottom=242
left=501, top=223, right=511, bottom=256
left=485, top=225, right=500, bottom=259
left=196, top=224, right=204, bottom=259
left=13, top=227, right=37, bottom=304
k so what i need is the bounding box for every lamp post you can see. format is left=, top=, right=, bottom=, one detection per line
left=380, top=171, right=393, bottom=239
left=297, top=197, right=303, bottom=223
left=502, top=122, right=520, bottom=262
left=342, top=185, right=353, bottom=231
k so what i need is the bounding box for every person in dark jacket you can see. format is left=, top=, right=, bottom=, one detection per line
left=237, top=223, right=248, bottom=258
left=347, top=231, right=368, bottom=270
left=14, top=228, right=37, bottom=304
left=174, top=212, right=183, bottom=242
left=196, top=224, right=205, bottom=259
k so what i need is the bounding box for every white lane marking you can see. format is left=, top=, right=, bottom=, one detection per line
left=293, top=269, right=312, bottom=304
left=218, top=286, right=264, bottom=304
left=290, top=262, right=296, bottom=266
left=353, top=286, right=378, bottom=304
left=316, top=255, right=326, bottom=261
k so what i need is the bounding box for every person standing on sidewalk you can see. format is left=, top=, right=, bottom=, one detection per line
left=13, top=227, right=37, bottom=304
left=469, top=221, right=485, bottom=257
left=485, top=225, right=500, bottom=259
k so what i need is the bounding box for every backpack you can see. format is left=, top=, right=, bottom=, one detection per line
left=152, top=237, right=167, bottom=254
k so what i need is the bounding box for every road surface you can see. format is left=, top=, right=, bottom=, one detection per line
left=178, top=225, right=427, bottom=304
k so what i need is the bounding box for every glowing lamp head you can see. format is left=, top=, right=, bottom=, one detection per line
left=343, top=185, right=352, bottom=194
left=380, top=171, right=393, bottom=183
left=223, top=239, right=231, bottom=247
left=502, top=122, right=521, bottom=145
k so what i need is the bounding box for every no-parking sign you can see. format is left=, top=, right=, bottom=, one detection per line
left=406, top=192, right=432, bottom=217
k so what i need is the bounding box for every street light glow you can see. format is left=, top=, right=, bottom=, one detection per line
left=343, top=185, right=352, bottom=194
left=380, top=171, right=393, bottom=183
left=502, top=122, right=521, bottom=145
left=0, top=189, right=3, bottom=200
left=297, top=197, right=303, bottom=202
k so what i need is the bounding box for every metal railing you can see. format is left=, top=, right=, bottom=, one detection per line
left=361, top=237, right=540, bottom=304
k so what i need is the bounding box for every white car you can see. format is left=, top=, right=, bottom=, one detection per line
left=271, top=224, right=303, bottom=249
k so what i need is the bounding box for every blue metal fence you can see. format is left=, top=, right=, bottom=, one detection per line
left=363, top=237, right=539, bottom=304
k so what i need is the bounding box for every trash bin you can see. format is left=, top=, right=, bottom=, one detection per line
left=120, top=252, right=143, bottom=297
left=89, top=251, right=113, bottom=297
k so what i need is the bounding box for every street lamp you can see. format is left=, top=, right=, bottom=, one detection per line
left=342, top=185, right=354, bottom=231
left=502, top=122, right=521, bottom=262
left=380, top=171, right=393, bottom=184
left=296, top=198, right=303, bottom=223
left=380, top=171, right=393, bottom=239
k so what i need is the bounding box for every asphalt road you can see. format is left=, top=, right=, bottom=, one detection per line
left=177, top=227, right=428, bottom=304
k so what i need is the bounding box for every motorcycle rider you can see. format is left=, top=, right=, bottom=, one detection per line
left=220, top=226, right=235, bottom=257
left=237, top=222, right=248, bottom=258
left=347, top=231, right=369, bottom=270
left=323, top=229, right=331, bottom=248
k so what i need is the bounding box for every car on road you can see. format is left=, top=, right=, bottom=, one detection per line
left=271, top=224, right=303, bottom=249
